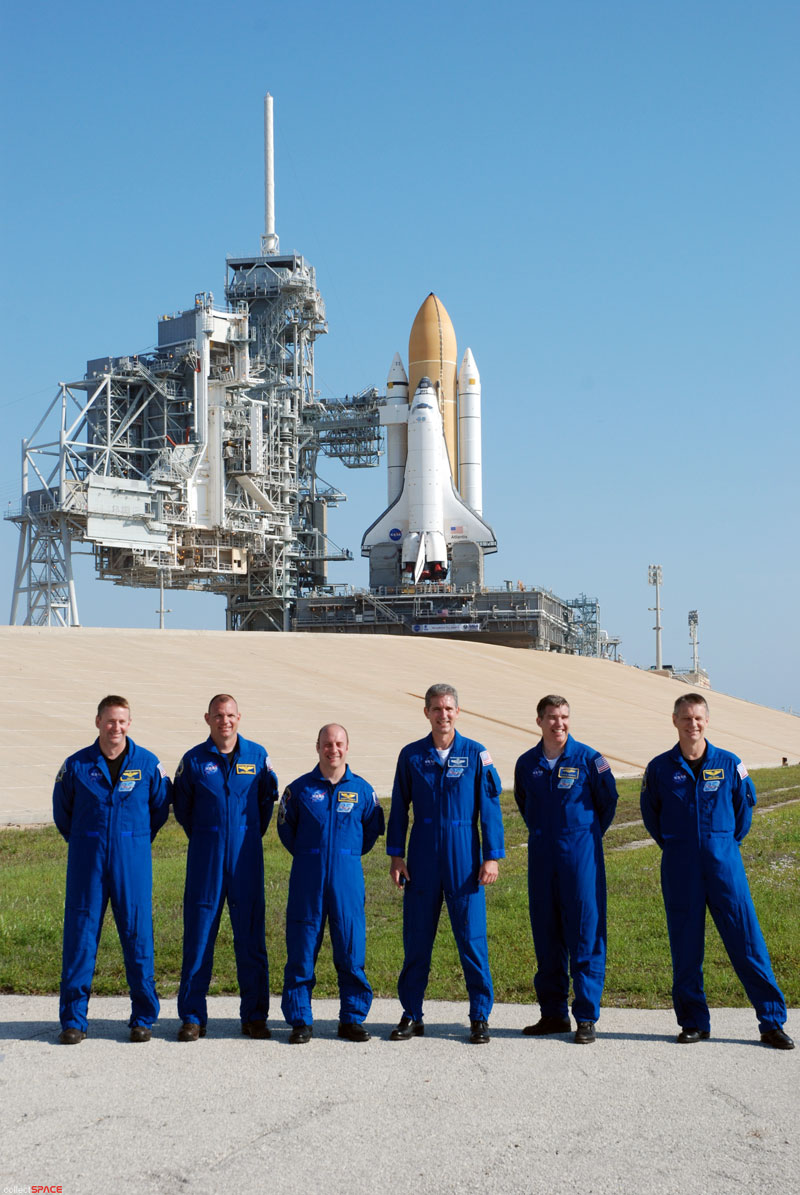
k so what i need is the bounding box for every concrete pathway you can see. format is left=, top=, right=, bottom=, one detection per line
left=1, top=997, right=796, bottom=1195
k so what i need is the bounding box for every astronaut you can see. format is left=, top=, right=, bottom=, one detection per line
left=278, top=724, right=384, bottom=1044
left=173, top=694, right=278, bottom=1041
left=387, top=683, right=504, bottom=1045
left=641, top=693, right=793, bottom=1049
left=53, top=695, right=171, bottom=1044
left=513, top=695, right=618, bottom=1045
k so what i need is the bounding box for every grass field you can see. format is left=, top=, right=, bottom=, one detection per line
left=1, top=766, right=798, bottom=1009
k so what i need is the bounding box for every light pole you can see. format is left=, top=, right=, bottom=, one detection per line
left=648, top=564, right=663, bottom=670
left=688, top=609, right=699, bottom=674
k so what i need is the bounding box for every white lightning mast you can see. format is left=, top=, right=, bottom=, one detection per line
left=261, top=93, right=279, bottom=255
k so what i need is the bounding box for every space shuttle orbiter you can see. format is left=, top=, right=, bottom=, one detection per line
left=361, top=294, right=496, bottom=589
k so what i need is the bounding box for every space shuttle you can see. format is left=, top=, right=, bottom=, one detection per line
left=361, top=294, right=496, bottom=588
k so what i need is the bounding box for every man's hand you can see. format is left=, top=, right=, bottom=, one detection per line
left=478, top=860, right=499, bottom=885
left=390, top=856, right=410, bottom=889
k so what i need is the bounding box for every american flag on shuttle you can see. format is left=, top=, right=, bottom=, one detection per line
left=595, top=756, right=610, bottom=773
left=450, top=525, right=464, bottom=534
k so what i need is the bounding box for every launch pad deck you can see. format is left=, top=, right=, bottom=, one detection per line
left=293, top=585, right=612, bottom=654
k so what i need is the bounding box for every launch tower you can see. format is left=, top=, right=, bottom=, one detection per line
left=7, top=95, right=381, bottom=632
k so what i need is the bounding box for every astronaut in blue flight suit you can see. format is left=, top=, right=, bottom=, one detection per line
left=513, top=695, right=618, bottom=1046
left=173, top=694, right=278, bottom=1041
left=387, top=683, right=505, bottom=1045
left=53, top=695, right=171, bottom=1045
left=278, top=723, right=385, bottom=1044
left=641, top=693, right=793, bottom=1049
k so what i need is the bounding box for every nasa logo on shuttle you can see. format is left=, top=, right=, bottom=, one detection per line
left=389, top=528, right=402, bottom=541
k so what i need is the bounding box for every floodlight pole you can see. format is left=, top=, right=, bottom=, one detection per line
left=648, top=564, right=663, bottom=670
left=688, top=609, right=699, bottom=673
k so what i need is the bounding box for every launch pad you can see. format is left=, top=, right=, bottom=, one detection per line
left=6, top=96, right=619, bottom=657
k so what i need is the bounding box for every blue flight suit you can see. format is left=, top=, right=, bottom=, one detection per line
left=640, top=741, right=787, bottom=1034
left=53, top=738, right=171, bottom=1032
left=174, top=735, right=278, bottom=1028
left=514, top=736, right=618, bottom=1023
left=277, top=766, right=384, bottom=1026
left=386, top=732, right=504, bottom=1022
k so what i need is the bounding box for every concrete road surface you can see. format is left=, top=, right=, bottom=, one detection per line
left=0, top=996, right=796, bottom=1195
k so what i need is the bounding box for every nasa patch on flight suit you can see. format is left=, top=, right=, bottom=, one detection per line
left=203, top=762, right=219, bottom=775
left=236, top=763, right=257, bottom=775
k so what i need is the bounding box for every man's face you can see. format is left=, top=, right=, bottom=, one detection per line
left=95, top=705, right=131, bottom=757
left=424, top=695, right=459, bottom=736
left=205, top=699, right=241, bottom=749
left=536, top=703, right=570, bottom=752
left=317, top=726, right=349, bottom=771
left=672, top=703, right=709, bottom=746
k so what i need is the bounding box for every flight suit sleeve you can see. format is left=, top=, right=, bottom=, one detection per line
left=590, top=754, right=618, bottom=835
left=276, top=785, right=298, bottom=855
left=386, top=752, right=411, bottom=857
left=478, top=753, right=505, bottom=861
left=259, top=756, right=279, bottom=836
left=731, top=760, right=756, bottom=843
left=172, top=755, right=194, bottom=838
left=639, top=764, right=664, bottom=848
left=52, top=758, right=74, bottom=842
left=513, top=758, right=529, bottom=827
left=149, top=760, right=172, bottom=841
left=360, top=788, right=385, bottom=855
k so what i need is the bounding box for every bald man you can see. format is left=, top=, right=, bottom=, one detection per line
left=277, top=724, right=384, bottom=1043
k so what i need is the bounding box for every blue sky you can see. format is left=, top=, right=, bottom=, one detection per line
left=2, top=1, right=798, bottom=710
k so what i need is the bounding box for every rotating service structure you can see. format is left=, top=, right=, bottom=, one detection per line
left=6, top=94, right=380, bottom=632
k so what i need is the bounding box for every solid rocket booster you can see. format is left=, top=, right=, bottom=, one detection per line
left=457, top=348, right=482, bottom=514
left=384, top=353, right=409, bottom=506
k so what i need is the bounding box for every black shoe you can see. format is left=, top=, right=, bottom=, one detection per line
left=242, top=1020, right=271, bottom=1040
left=469, top=1020, right=490, bottom=1044
left=760, top=1028, right=795, bottom=1050
left=338, top=1021, right=370, bottom=1043
left=58, top=1027, right=86, bottom=1045
left=522, top=1016, right=571, bottom=1036
left=129, top=1025, right=151, bottom=1043
left=575, top=1021, right=596, bottom=1045
left=289, top=1023, right=313, bottom=1045
left=177, top=1022, right=207, bottom=1042
left=676, top=1027, right=710, bottom=1044
left=390, top=1016, right=424, bottom=1041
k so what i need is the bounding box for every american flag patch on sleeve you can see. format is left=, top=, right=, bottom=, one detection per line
left=737, top=762, right=749, bottom=779
left=480, top=750, right=493, bottom=766
left=595, top=756, right=610, bottom=774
